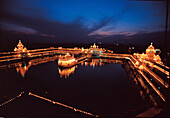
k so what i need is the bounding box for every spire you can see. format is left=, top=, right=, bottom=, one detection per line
left=92, top=43, right=96, bottom=48
left=148, top=42, right=154, bottom=49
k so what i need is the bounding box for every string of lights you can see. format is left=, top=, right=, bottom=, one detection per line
left=0, top=91, right=24, bottom=107
left=28, top=92, right=99, bottom=117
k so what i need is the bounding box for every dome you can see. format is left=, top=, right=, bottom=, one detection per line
left=17, top=40, right=23, bottom=47
left=146, top=43, right=156, bottom=54
left=147, top=43, right=154, bottom=50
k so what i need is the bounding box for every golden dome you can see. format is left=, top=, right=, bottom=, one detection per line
left=146, top=42, right=156, bottom=54
left=17, top=40, right=24, bottom=47
left=93, top=43, right=96, bottom=48
left=147, top=42, right=154, bottom=50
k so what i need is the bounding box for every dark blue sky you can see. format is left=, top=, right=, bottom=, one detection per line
left=0, top=0, right=169, bottom=45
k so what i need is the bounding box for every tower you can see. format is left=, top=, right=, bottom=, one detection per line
left=14, top=40, right=27, bottom=52
left=145, top=43, right=156, bottom=61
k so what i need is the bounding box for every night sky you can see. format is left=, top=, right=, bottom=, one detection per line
left=0, top=0, right=169, bottom=49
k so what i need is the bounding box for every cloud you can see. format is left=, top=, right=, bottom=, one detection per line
left=88, top=31, right=136, bottom=36
left=0, top=0, right=167, bottom=47
left=0, top=22, right=38, bottom=34
left=0, top=10, right=93, bottom=43
left=87, top=5, right=132, bottom=37
left=40, top=34, right=56, bottom=38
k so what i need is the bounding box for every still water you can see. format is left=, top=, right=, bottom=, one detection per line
left=0, top=58, right=150, bottom=117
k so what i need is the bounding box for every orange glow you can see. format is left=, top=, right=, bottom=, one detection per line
left=138, top=65, right=144, bottom=70
left=18, top=54, right=21, bottom=57
left=24, top=66, right=27, bottom=70
left=0, top=91, right=24, bottom=107
left=28, top=53, right=31, bottom=56
left=58, top=66, right=76, bottom=78
left=58, top=53, right=77, bottom=67
left=28, top=92, right=98, bottom=117
left=81, top=47, right=84, bottom=51
left=133, top=43, right=162, bottom=64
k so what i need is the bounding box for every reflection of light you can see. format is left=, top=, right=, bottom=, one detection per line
left=59, top=66, right=76, bottom=78
left=139, top=65, right=143, bottom=70
left=124, top=62, right=158, bottom=106
left=24, top=66, right=27, bottom=70
left=85, top=62, right=88, bottom=66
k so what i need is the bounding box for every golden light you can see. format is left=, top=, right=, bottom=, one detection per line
left=135, top=61, right=139, bottom=66
left=24, top=66, right=27, bottom=70
left=139, top=65, right=144, bottom=70
left=82, top=47, right=84, bottom=51
left=18, top=54, right=21, bottom=57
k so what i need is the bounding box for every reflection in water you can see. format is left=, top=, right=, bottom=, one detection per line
left=58, top=59, right=123, bottom=78
left=89, top=59, right=104, bottom=67
left=16, top=62, right=31, bottom=78
left=123, top=61, right=159, bottom=106
left=85, top=59, right=123, bottom=67
left=0, top=55, right=164, bottom=107
left=59, top=66, right=76, bottom=78
left=0, top=56, right=59, bottom=78
left=0, top=55, right=167, bottom=117
left=0, top=57, right=123, bottom=78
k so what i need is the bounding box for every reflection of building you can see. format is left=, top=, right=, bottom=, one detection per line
left=134, top=43, right=162, bottom=64
left=58, top=66, right=76, bottom=78
left=84, top=59, right=122, bottom=67
left=15, top=56, right=58, bottom=77
left=123, top=61, right=158, bottom=106
left=89, top=59, right=103, bottom=67
left=84, top=59, right=103, bottom=67
left=16, top=62, right=31, bottom=78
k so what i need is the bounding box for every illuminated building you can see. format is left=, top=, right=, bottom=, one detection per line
left=58, top=53, right=77, bottom=68
left=90, top=43, right=98, bottom=48
left=14, top=40, right=31, bottom=57
left=89, top=43, right=103, bottom=55
left=145, top=43, right=156, bottom=60
left=133, top=43, right=162, bottom=64
left=14, top=40, right=27, bottom=52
